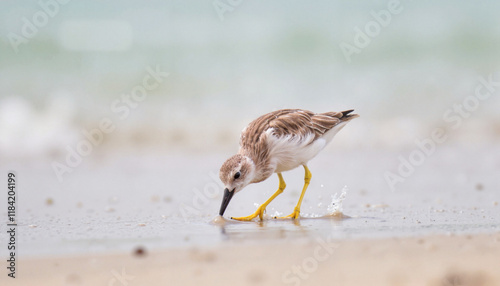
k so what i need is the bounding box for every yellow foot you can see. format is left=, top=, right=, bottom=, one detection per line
left=231, top=206, right=266, bottom=221
left=274, top=208, right=300, bottom=220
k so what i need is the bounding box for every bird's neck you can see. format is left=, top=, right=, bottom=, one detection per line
left=239, top=151, right=273, bottom=184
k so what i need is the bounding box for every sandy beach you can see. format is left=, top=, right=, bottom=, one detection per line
left=5, top=232, right=499, bottom=286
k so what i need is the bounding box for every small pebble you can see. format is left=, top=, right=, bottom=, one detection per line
left=134, top=247, right=146, bottom=257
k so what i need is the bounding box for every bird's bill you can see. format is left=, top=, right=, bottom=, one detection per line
left=219, top=188, right=235, bottom=216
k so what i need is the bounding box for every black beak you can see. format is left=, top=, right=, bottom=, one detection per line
left=219, top=188, right=235, bottom=216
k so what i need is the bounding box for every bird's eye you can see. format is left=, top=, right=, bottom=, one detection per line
left=234, top=172, right=241, bottom=179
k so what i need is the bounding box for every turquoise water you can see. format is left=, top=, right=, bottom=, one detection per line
left=1, top=1, right=500, bottom=158
left=1, top=1, right=499, bottom=103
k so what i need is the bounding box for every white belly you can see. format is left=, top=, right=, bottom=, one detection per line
left=266, top=122, right=347, bottom=173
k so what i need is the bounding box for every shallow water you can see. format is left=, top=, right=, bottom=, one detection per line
left=1, top=146, right=498, bottom=258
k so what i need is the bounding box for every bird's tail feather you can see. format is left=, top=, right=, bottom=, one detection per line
left=339, top=109, right=359, bottom=121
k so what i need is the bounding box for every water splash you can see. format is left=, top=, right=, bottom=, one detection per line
left=270, top=210, right=283, bottom=218
left=326, top=185, right=348, bottom=217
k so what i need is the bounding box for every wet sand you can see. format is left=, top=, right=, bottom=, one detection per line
left=7, top=232, right=500, bottom=286
left=1, top=148, right=498, bottom=285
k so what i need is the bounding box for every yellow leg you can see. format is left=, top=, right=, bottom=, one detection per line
left=232, top=173, right=286, bottom=221
left=275, top=165, right=311, bottom=219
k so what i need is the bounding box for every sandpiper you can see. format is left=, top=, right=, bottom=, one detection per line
left=218, top=109, right=359, bottom=221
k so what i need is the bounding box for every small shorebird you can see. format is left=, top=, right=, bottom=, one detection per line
left=218, top=109, right=359, bottom=221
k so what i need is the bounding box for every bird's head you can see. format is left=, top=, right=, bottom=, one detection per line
left=218, top=154, right=255, bottom=216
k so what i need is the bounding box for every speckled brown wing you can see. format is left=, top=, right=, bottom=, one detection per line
left=309, top=110, right=359, bottom=138
left=240, top=109, right=357, bottom=147
left=268, top=110, right=351, bottom=140
left=239, top=109, right=358, bottom=178
left=239, top=109, right=306, bottom=149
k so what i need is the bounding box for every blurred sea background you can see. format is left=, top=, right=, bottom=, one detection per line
left=1, top=0, right=499, bottom=157
left=0, top=1, right=499, bottom=257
